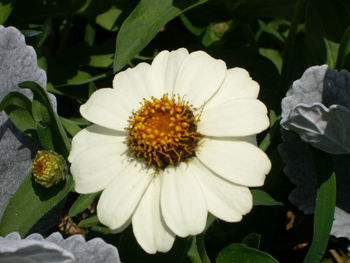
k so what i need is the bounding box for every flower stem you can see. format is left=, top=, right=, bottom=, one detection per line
left=279, top=0, right=308, bottom=97
left=196, top=234, right=211, bottom=263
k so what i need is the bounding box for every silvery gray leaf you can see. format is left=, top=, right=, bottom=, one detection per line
left=0, top=120, right=40, bottom=219
left=29, top=199, right=66, bottom=235
left=322, top=67, right=350, bottom=109
left=281, top=65, right=350, bottom=154
left=280, top=65, right=350, bottom=238
left=282, top=103, right=350, bottom=154
left=331, top=207, right=350, bottom=239
left=278, top=129, right=317, bottom=214
left=0, top=26, right=56, bottom=221
left=0, top=232, right=74, bottom=263
left=279, top=129, right=350, bottom=238
left=0, top=25, right=56, bottom=108
left=0, top=232, right=121, bottom=263
left=281, top=65, right=328, bottom=124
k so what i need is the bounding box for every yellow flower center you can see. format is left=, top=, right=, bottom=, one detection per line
left=32, top=150, right=67, bottom=187
left=126, top=94, right=201, bottom=169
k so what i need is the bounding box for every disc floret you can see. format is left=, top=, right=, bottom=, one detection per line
left=126, top=94, right=201, bottom=169
left=32, top=150, right=67, bottom=187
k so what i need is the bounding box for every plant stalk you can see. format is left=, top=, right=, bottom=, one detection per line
left=196, top=234, right=211, bottom=263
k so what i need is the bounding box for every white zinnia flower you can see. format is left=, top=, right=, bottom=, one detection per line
left=68, top=48, right=271, bottom=254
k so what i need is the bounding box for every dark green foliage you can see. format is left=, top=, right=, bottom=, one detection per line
left=1, top=0, right=349, bottom=262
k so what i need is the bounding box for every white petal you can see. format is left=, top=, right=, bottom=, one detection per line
left=80, top=88, right=131, bottom=131
left=150, top=48, right=189, bottom=96
left=68, top=125, right=127, bottom=194
left=197, top=138, right=271, bottom=187
left=206, top=68, right=259, bottom=109
left=97, top=161, right=154, bottom=230
left=132, top=175, right=175, bottom=254
left=81, top=62, right=160, bottom=131
left=110, top=218, right=131, bottom=234
left=174, top=51, right=226, bottom=108
left=161, top=163, right=207, bottom=237
left=113, top=62, right=161, bottom=103
left=198, top=99, right=269, bottom=137
left=190, top=158, right=253, bottom=222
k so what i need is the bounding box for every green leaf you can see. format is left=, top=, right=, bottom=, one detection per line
left=251, top=189, right=283, bottom=206
left=90, top=225, right=112, bottom=235
left=303, top=149, right=336, bottom=263
left=259, top=48, right=282, bottom=74
left=84, top=22, right=95, bottom=46
left=18, top=81, right=70, bottom=157
left=257, top=20, right=285, bottom=43
left=21, top=29, right=42, bottom=37
left=187, top=237, right=202, bottom=263
left=69, top=117, right=91, bottom=126
left=113, top=0, right=208, bottom=72
left=259, top=112, right=281, bottom=152
left=60, top=117, right=82, bottom=137
left=78, top=215, right=99, bottom=228
left=36, top=20, right=51, bottom=48
left=335, top=25, right=350, bottom=70
left=0, top=92, right=36, bottom=134
left=54, top=71, right=113, bottom=88
left=216, top=243, right=279, bottom=263
left=68, top=192, right=101, bottom=217
left=36, top=123, right=55, bottom=150
left=205, top=213, right=216, bottom=231
left=0, top=173, right=74, bottom=237
left=88, top=53, right=114, bottom=68
left=32, top=100, right=51, bottom=124
left=66, top=70, right=92, bottom=85
left=305, top=0, right=349, bottom=65
left=95, top=7, right=122, bottom=31
left=325, top=39, right=340, bottom=69
left=242, top=233, right=261, bottom=249
left=0, top=0, right=15, bottom=25
left=75, top=0, right=93, bottom=14
left=87, top=82, right=98, bottom=97
left=0, top=92, right=31, bottom=113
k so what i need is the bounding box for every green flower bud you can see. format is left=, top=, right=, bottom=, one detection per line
left=32, top=150, right=67, bottom=187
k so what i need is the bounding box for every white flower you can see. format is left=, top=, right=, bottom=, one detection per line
left=68, top=48, right=271, bottom=253
left=0, top=232, right=121, bottom=263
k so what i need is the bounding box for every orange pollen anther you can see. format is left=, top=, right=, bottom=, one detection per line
left=126, top=94, right=201, bottom=169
